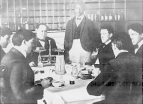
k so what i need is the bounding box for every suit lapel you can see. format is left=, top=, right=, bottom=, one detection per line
left=80, top=17, right=86, bottom=37
left=36, top=39, right=43, bottom=47
left=72, top=17, right=76, bottom=40
left=44, top=38, right=49, bottom=49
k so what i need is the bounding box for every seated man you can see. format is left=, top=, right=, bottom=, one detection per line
left=1, top=29, right=51, bottom=104
left=127, top=23, right=143, bottom=59
left=91, top=24, right=115, bottom=71
left=87, top=32, right=142, bottom=104
left=0, top=26, right=12, bottom=61
left=27, top=23, right=57, bottom=66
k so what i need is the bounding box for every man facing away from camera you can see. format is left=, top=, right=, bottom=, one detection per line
left=87, top=32, right=142, bottom=104
left=1, top=29, right=52, bottom=104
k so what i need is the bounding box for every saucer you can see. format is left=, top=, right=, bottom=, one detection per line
left=52, top=81, right=64, bottom=88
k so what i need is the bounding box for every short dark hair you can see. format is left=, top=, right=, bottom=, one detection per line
left=12, top=28, right=36, bottom=46
left=100, top=24, right=114, bottom=34
left=127, top=23, right=143, bottom=35
left=1, top=26, right=12, bottom=37
left=111, top=32, right=133, bottom=51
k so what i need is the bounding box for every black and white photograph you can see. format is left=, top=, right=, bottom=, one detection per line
left=0, top=0, right=142, bottom=104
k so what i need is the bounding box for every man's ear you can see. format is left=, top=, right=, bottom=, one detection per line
left=110, top=33, right=113, bottom=38
left=21, top=40, right=26, bottom=45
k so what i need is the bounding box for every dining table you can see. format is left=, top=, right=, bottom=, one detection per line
left=32, top=64, right=104, bottom=104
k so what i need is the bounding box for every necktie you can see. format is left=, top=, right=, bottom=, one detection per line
left=77, top=18, right=81, bottom=20
left=38, top=38, right=45, bottom=42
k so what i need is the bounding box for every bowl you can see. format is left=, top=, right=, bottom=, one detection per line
left=80, top=70, right=89, bottom=74
left=80, top=74, right=92, bottom=80
left=52, top=81, right=64, bottom=87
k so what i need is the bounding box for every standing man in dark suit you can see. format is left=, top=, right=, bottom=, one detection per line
left=1, top=29, right=51, bottom=104
left=87, top=33, right=142, bottom=104
left=28, top=23, right=57, bottom=66
left=87, top=32, right=142, bottom=104
left=0, top=26, right=12, bottom=61
left=91, top=24, right=115, bottom=71
left=64, top=0, right=99, bottom=66
left=127, top=23, right=143, bottom=59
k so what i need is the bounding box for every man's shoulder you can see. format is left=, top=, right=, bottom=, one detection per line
left=67, top=17, right=75, bottom=24
left=110, top=52, right=141, bottom=64
left=84, top=16, right=94, bottom=23
left=1, top=49, right=23, bottom=63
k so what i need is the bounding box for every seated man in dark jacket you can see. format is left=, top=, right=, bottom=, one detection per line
left=1, top=29, right=51, bottom=104
left=91, top=24, right=115, bottom=71
left=27, top=23, right=57, bottom=66
left=87, top=32, right=142, bottom=104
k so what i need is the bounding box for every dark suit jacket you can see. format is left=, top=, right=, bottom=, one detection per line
left=0, top=46, right=5, bottom=104
left=0, top=45, right=5, bottom=61
left=135, top=44, right=143, bottom=59
left=64, top=16, right=100, bottom=63
left=96, top=42, right=115, bottom=70
left=27, top=36, right=57, bottom=65
left=87, top=52, right=142, bottom=104
left=1, top=48, right=44, bottom=104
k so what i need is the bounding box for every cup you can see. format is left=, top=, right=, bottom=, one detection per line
left=69, top=80, right=75, bottom=85
left=55, top=55, right=66, bottom=75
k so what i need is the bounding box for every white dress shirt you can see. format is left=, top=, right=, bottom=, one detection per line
left=39, top=40, right=45, bottom=48
left=76, top=15, right=84, bottom=27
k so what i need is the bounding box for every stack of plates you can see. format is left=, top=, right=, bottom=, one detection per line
left=79, top=70, right=92, bottom=80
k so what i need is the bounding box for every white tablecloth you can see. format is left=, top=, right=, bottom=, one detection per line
left=32, top=66, right=104, bottom=104
left=43, top=79, right=105, bottom=104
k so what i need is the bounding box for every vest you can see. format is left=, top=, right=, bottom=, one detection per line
left=73, top=20, right=82, bottom=39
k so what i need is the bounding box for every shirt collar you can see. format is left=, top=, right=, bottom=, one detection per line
left=105, top=40, right=111, bottom=45
left=14, top=46, right=27, bottom=58
left=137, top=39, right=143, bottom=49
left=76, top=15, right=84, bottom=21
left=115, top=50, right=128, bottom=58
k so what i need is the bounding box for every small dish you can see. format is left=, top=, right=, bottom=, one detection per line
left=80, top=70, right=89, bottom=74
left=52, top=81, right=64, bottom=87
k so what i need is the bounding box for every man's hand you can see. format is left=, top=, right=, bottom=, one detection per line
left=29, top=61, right=36, bottom=67
left=91, top=49, right=98, bottom=59
left=41, top=77, right=53, bottom=88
